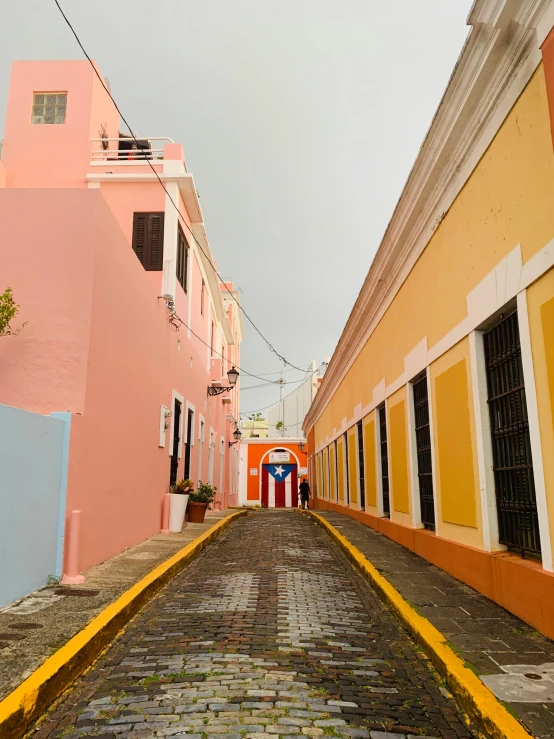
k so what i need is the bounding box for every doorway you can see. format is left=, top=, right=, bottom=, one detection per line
left=169, top=398, right=182, bottom=487
left=184, top=409, right=193, bottom=480
left=484, top=310, right=541, bottom=558
left=413, top=374, right=435, bottom=530
left=261, top=463, right=298, bottom=508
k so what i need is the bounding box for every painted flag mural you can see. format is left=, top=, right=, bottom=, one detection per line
left=262, top=463, right=298, bottom=508
left=266, top=464, right=295, bottom=481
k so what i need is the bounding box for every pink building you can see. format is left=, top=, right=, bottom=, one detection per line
left=0, top=60, right=243, bottom=580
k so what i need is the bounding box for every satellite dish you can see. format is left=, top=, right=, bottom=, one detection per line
left=104, top=76, right=111, bottom=92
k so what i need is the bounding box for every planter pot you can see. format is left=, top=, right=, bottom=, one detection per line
left=169, top=493, right=189, bottom=533
left=187, top=501, right=209, bottom=523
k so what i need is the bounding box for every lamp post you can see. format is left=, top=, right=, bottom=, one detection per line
left=229, top=427, right=242, bottom=448
left=208, top=366, right=240, bottom=397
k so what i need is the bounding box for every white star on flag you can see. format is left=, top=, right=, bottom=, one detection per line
left=273, top=465, right=285, bottom=477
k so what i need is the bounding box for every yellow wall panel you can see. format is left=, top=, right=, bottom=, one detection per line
left=337, top=436, right=345, bottom=502
left=364, top=416, right=377, bottom=508
left=314, top=66, right=554, bottom=450
left=389, top=400, right=410, bottom=514
left=527, top=272, right=554, bottom=558
left=315, top=453, right=321, bottom=499
left=348, top=427, right=358, bottom=505
left=540, top=293, right=554, bottom=435
left=322, top=447, right=328, bottom=500
left=329, top=441, right=337, bottom=501
left=434, top=359, right=477, bottom=527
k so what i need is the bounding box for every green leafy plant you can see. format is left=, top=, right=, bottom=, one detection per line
left=189, top=481, right=217, bottom=507
left=0, top=287, right=26, bottom=337
left=169, top=478, right=194, bottom=495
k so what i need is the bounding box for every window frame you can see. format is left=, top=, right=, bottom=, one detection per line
left=176, top=224, right=189, bottom=292
left=32, top=91, right=67, bottom=125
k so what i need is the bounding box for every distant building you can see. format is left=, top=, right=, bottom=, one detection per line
left=241, top=418, right=269, bottom=439
left=238, top=438, right=308, bottom=508
left=267, top=361, right=325, bottom=437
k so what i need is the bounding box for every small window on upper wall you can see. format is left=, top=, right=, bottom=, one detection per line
left=176, top=224, right=189, bottom=292
left=32, top=93, right=67, bottom=124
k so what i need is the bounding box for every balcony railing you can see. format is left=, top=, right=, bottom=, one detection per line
left=90, top=136, right=174, bottom=163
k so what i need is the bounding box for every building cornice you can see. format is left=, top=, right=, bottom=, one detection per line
left=86, top=171, right=203, bottom=224
left=304, top=0, right=553, bottom=433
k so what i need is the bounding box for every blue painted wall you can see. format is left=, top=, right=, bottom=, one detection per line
left=0, top=403, right=66, bottom=607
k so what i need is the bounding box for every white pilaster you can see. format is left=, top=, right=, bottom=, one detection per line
left=162, top=182, right=179, bottom=298
left=517, top=290, right=553, bottom=572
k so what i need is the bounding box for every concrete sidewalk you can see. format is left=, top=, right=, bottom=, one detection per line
left=0, top=509, right=234, bottom=702
left=316, top=511, right=554, bottom=739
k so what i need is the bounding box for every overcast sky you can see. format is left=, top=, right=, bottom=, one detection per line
left=0, top=1, right=473, bottom=417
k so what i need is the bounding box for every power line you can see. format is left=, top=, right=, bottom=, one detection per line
left=240, top=366, right=323, bottom=415
left=53, top=0, right=309, bottom=373
left=164, top=305, right=311, bottom=385
left=241, top=373, right=314, bottom=390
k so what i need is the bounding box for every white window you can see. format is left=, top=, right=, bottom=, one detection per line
left=32, top=92, right=67, bottom=124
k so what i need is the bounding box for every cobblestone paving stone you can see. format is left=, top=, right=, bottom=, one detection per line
left=29, top=512, right=476, bottom=739
left=316, top=511, right=554, bottom=739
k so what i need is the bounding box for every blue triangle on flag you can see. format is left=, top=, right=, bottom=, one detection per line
left=267, top=463, right=295, bottom=481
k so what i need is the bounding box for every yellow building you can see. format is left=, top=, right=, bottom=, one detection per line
left=304, top=0, right=554, bottom=640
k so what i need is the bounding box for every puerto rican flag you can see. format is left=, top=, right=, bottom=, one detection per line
left=267, top=464, right=295, bottom=481
left=262, top=463, right=298, bottom=507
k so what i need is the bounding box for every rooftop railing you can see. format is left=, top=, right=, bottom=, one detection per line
left=90, top=136, right=174, bottom=162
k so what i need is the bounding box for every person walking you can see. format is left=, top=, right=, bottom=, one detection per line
left=299, top=477, right=310, bottom=510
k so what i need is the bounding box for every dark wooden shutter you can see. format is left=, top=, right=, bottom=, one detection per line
left=132, top=213, right=147, bottom=266
left=132, top=212, right=164, bottom=271
left=176, top=225, right=189, bottom=291
left=147, top=213, right=164, bottom=271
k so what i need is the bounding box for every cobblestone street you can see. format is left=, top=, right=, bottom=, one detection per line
left=31, top=512, right=474, bottom=739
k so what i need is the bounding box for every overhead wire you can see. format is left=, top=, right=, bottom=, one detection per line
left=54, top=0, right=310, bottom=373
left=163, top=305, right=313, bottom=386
left=240, top=363, right=325, bottom=415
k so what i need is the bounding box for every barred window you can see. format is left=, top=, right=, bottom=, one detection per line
left=32, top=93, right=67, bottom=124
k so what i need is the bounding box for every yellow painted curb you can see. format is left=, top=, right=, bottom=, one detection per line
left=0, top=511, right=246, bottom=739
left=304, top=510, right=532, bottom=739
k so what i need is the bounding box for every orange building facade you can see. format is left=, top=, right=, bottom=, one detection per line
left=238, top=438, right=308, bottom=508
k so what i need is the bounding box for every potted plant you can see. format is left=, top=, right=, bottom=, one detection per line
left=188, top=481, right=217, bottom=523
left=168, top=479, right=193, bottom=533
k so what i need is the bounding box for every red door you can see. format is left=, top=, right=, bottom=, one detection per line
left=262, top=465, right=269, bottom=508
left=275, top=478, right=286, bottom=508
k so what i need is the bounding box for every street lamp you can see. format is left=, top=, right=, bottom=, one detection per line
left=208, top=366, right=240, bottom=396
left=229, top=427, right=242, bottom=448
left=298, top=439, right=307, bottom=454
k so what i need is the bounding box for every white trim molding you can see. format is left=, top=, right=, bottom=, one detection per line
left=305, top=0, right=554, bottom=435
left=184, top=401, right=196, bottom=459
left=517, top=290, right=553, bottom=572
left=169, top=391, right=185, bottom=458
left=406, top=380, right=423, bottom=530
left=374, top=405, right=385, bottom=518
left=313, top=241, right=554, bottom=455
left=426, top=365, right=440, bottom=536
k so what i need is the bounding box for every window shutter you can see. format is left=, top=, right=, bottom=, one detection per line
left=132, top=212, right=165, bottom=271
left=132, top=213, right=147, bottom=267
left=147, top=213, right=164, bottom=271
